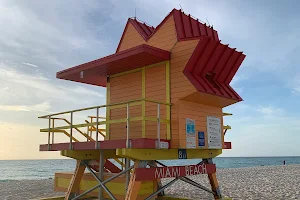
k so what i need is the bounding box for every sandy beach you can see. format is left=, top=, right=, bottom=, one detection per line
left=1, top=164, right=299, bottom=200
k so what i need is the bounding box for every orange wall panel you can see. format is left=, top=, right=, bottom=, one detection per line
left=170, top=40, right=199, bottom=103
left=109, top=71, right=142, bottom=139
left=110, top=71, right=142, bottom=104
left=147, top=16, right=177, bottom=51
left=145, top=63, right=167, bottom=139
left=118, top=23, right=146, bottom=52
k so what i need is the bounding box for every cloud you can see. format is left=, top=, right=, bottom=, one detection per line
left=22, top=62, right=38, bottom=68
left=257, top=106, right=283, bottom=116
left=61, top=86, right=103, bottom=98
left=1, top=87, right=9, bottom=91
left=291, top=74, right=300, bottom=94
left=0, top=101, right=51, bottom=112
left=0, top=62, right=104, bottom=103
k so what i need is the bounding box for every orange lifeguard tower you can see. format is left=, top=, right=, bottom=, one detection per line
left=39, top=8, right=245, bottom=200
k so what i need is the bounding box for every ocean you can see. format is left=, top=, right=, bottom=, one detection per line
left=1, top=157, right=300, bottom=181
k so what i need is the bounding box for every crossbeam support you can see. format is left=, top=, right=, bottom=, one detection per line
left=203, top=158, right=222, bottom=199
left=65, top=160, right=86, bottom=200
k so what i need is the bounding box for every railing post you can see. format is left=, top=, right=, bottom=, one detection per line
left=69, top=112, right=73, bottom=150
left=86, top=121, right=89, bottom=142
left=95, top=108, right=99, bottom=149
left=157, top=103, right=161, bottom=149
left=52, top=119, right=54, bottom=144
left=126, top=103, right=130, bottom=148
left=90, top=117, right=93, bottom=139
left=48, top=116, right=51, bottom=151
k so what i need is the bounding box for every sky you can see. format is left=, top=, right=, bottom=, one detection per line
left=0, top=0, right=300, bottom=159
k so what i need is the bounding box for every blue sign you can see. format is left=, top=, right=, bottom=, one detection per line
left=198, top=131, right=205, bottom=147
left=186, top=119, right=195, bottom=134
left=178, top=149, right=187, bottom=159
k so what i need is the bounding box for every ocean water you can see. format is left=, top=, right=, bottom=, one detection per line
left=1, top=157, right=300, bottom=181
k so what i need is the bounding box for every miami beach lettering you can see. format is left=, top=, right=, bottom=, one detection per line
left=185, top=163, right=207, bottom=176
left=154, top=163, right=207, bottom=179
left=155, top=166, right=180, bottom=178
left=134, top=163, right=215, bottom=181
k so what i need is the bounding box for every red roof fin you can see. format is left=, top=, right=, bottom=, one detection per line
left=184, top=37, right=246, bottom=101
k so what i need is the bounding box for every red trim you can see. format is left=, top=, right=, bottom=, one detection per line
left=135, top=163, right=216, bottom=181
left=57, top=44, right=170, bottom=86
left=39, top=138, right=170, bottom=151
left=183, top=37, right=244, bottom=102
left=224, top=142, right=232, bottom=149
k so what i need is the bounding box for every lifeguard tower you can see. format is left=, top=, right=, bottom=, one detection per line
left=39, top=8, right=245, bottom=200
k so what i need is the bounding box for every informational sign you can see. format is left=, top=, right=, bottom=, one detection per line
left=134, top=163, right=216, bottom=181
left=198, top=131, right=205, bottom=147
left=178, top=149, right=187, bottom=159
left=207, top=116, right=222, bottom=149
left=186, top=118, right=196, bottom=148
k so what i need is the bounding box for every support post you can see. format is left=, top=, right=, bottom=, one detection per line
left=125, top=158, right=130, bottom=192
left=65, top=160, right=86, bottom=200
left=86, top=121, right=89, bottom=142
left=203, top=158, right=222, bottom=199
left=125, top=161, right=147, bottom=200
left=69, top=112, right=73, bottom=150
left=98, top=150, right=104, bottom=199
left=48, top=116, right=51, bottom=151
left=105, top=77, right=110, bottom=140
left=90, top=117, right=93, bottom=139
left=149, top=161, right=164, bottom=196
left=52, top=118, right=55, bottom=144
left=95, top=108, right=99, bottom=149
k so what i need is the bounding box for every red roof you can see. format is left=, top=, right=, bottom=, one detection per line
left=183, top=37, right=246, bottom=101
left=172, top=9, right=219, bottom=41
left=57, top=44, right=170, bottom=87
left=129, top=18, right=155, bottom=40
left=116, top=9, right=219, bottom=52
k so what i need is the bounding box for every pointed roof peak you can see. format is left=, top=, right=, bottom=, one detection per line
left=116, top=8, right=220, bottom=52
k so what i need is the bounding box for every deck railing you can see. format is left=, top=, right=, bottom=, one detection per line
left=39, top=98, right=171, bottom=150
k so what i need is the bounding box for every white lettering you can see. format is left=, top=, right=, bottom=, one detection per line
left=201, top=163, right=207, bottom=174
left=165, top=167, right=171, bottom=177
left=194, top=165, right=199, bottom=175
left=185, top=166, right=189, bottom=176
left=155, top=168, right=164, bottom=179
left=189, top=166, right=193, bottom=175
left=179, top=151, right=182, bottom=159
left=172, top=167, right=180, bottom=177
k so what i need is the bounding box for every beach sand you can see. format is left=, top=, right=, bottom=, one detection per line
left=1, top=164, right=299, bottom=200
